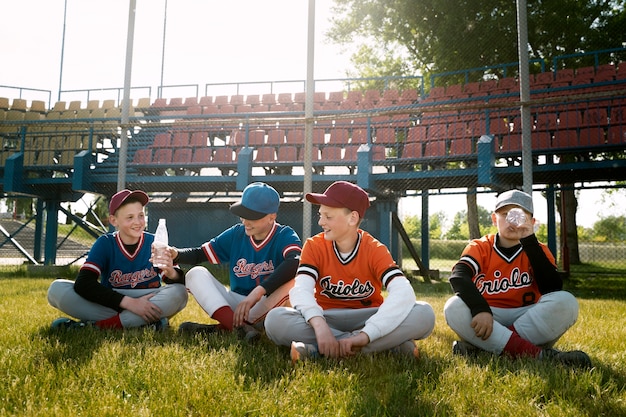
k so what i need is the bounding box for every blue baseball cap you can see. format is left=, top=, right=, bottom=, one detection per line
left=229, top=182, right=280, bottom=220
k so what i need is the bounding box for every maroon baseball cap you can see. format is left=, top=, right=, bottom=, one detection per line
left=305, top=181, right=370, bottom=218
left=109, top=189, right=149, bottom=215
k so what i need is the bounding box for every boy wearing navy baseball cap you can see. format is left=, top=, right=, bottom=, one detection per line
left=169, top=182, right=302, bottom=339
left=443, top=189, right=592, bottom=367
left=265, top=181, right=435, bottom=362
left=47, top=189, right=188, bottom=330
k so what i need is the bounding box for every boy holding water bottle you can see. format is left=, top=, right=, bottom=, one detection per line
left=443, top=189, right=592, bottom=367
left=47, top=189, right=188, bottom=330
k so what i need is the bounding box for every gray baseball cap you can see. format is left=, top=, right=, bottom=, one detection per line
left=495, top=189, right=533, bottom=214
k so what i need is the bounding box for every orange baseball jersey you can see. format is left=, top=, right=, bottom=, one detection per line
left=459, top=234, right=557, bottom=308
left=297, top=230, right=404, bottom=310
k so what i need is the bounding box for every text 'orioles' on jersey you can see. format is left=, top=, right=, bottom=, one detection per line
left=458, top=234, right=557, bottom=308
left=297, top=230, right=404, bottom=309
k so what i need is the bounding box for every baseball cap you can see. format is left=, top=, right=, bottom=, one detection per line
left=229, top=182, right=280, bottom=220
left=495, top=189, right=533, bottom=215
left=305, top=181, right=370, bottom=218
left=109, top=189, right=149, bottom=215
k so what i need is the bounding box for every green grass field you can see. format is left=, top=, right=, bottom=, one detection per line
left=1, top=275, right=624, bottom=417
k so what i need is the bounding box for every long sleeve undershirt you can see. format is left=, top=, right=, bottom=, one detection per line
left=449, top=233, right=561, bottom=317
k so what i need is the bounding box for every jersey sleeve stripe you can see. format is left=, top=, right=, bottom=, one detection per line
left=459, top=255, right=479, bottom=275
left=381, top=267, right=404, bottom=287
left=282, top=244, right=302, bottom=258
left=296, top=264, right=318, bottom=280
left=81, top=262, right=101, bottom=275
left=201, top=242, right=220, bottom=264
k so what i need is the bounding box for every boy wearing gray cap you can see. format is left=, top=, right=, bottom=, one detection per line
left=167, top=182, right=302, bottom=338
left=444, top=189, right=591, bottom=367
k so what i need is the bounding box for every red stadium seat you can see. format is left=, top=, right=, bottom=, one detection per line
left=267, top=129, right=286, bottom=145
left=261, top=94, right=276, bottom=106
left=449, top=138, right=473, bottom=156
left=558, top=110, right=582, bottom=129
left=375, top=127, right=396, bottom=144
left=277, top=93, right=293, bottom=105
left=327, top=91, right=344, bottom=104
left=607, top=125, right=626, bottom=144
left=131, top=148, right=152, bottom=164
left=198, top=96, right=213, bottom=106
left=579, top=126, right=606, bottom=147
left=402, top=142, right=422, bottom=159
left=399, top=89, right=419, bottom=104
left=190, top=131, right=208, bottom=147
left=151, top=132, right=172, bottom=148
left=277, top=146, right=298, bottom=162
left=173, top=148, right=192, bottom=164
left=191, top=147, right=212, bottom=164
left=171, top=131, right=190, bottom=147
left=407, top=125, right=427, bottom=143
left=553, top=129, right=579, bottom=149
left=255, top=147, right=276, bottom=163
left=424, top=140, right=447, bottom=158
left=212, top=147, right=233, bottom=163
left=246, top=95, right=261, bottom=106
left=328, top=128, right=350, bottom=145
left=152, top=148, right=172, bottom=164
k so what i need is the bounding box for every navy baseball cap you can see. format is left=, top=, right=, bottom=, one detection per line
left=305, top=181, right=370, bottom=218
left=230, top=182, right=280, bottom=220
left=495, top=189, right=534, bottom=215
left=109, top=189, right=149, bottom=215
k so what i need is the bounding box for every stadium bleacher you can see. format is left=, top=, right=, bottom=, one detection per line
left=3, top=54, right=622, bottom=264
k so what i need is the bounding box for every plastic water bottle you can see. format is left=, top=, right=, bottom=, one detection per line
left=505, top=208, right=527, bottom=227
left=153, top=218, right=169, bottom=268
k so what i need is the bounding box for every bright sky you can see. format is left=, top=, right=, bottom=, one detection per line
left=0, top=0, right=351, bottom=102
left=1, top=0, right=624, bottom=228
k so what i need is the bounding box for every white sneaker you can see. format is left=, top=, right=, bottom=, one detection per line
left=391, top=340, right=420, bottom=359
left=290, top=341, right=319, bottom=364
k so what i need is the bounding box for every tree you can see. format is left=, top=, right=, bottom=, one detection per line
left=429, top=211, right=447, bottom=239
left=328, top=0, right=625, bottom=82
left=327, top=0, right=624, bottom=268
left=592, top=215, right=626, bottom=242
left=445, top=205, right=495, bottom=240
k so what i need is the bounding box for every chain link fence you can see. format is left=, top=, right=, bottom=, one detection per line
left=1, top=50, right=626, bottom=278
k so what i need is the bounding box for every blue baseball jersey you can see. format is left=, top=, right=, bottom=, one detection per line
left=201, top=222, right=302, bottom=296
left=81, top=231, right=162, bottom=289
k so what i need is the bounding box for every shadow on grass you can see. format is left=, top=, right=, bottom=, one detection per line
left=564, top=274, right=626, bottom=300
left=439, top=331, right=626, bottom=417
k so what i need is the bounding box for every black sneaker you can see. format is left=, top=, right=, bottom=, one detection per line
left=237, top=324, right=261, bottom=343
left=452, top=340, right=481, bottom=357
left=178, top=321, right=222, bottom=335
left=539, top=348, right=592, bottom=368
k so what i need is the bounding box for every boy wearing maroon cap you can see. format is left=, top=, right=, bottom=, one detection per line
left=265, top=181, right=435, bottom=362
left=47, top=189, right=188, bottom=330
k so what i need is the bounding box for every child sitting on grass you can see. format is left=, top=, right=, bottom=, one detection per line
left=47, top=189, right=188, bottom=330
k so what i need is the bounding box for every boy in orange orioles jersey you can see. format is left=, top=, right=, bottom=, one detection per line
left=444, top=189, right=591, bottom=367
left=265, top=181, right=435, bottom=362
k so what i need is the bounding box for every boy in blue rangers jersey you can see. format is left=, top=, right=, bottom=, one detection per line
left=169, top=182, right=302, bottom=337
left=47, top=189, right=188, bottom=329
